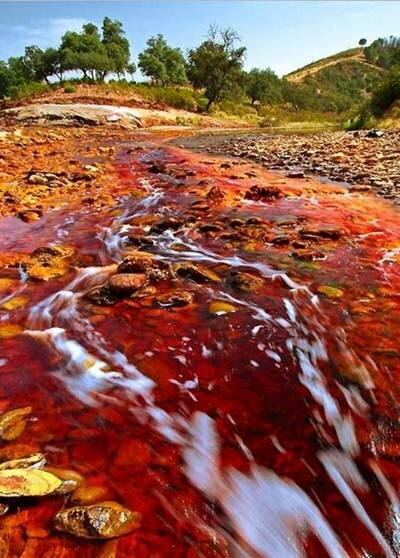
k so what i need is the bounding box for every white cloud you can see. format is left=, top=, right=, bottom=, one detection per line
left=11, top=17, right=91, bottom=48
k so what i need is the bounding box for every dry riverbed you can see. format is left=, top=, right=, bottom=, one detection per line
left=174, top=128, right=400, bottom=201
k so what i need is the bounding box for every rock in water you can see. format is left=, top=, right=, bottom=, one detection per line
left=0, top=406, right=32, bottom=441
left=0, top=469, right=62, bottom=497
left=0, top=453, right=46, bottom=471
left=108, top=273, right=148, bottom=294
left=174, top=263, right=220, bottom=283
left=71, top=485, right=111, bottom=505
left=54, top=501, right=141, bottom=539
left=43, top=467, right=85, bottom=495
left=155, top=290, right=194, bottom=307
left=86, top=286, right=121, bottom=306
left=226, top=271, right=264, bottom=292
left=118, top=251, right=170, bottom=281
left=208, top=301, right=238, bottom=315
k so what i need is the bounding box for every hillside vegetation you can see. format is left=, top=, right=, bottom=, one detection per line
left=0, top=20, right=399, bottom=129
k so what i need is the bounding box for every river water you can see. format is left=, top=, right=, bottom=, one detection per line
left=0, top=133, right=400, bottom=557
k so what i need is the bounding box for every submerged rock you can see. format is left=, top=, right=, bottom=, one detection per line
left=54, top=501, right=141, bottom=539
left=299, top=225, right=342, bottom=241
left=86, top=286, right=121, bottom=306
left=244, top=185, right=282, bottom=201
left=197, top=223, right=224, bottom=234
left=174, top=263, right=220, bottom=283
left=150, top=217, right=183, bottom=234
left=0, top=324, right=23, bottom=339
left=292, top=249, right=325, bottom=261
left=44, top=467, right=85, bottom=495
left=317, top=285, right=344, bottom=299
left=226, top=271, right=264, bottom=292
left=0, top=453, right=45, bottom=471
left=118, top=252, right=170, bottom=281
left=27, top=245, right=75, bottom=281
left=206, top=185, right=224, bottom=201
left=71, top=485, right=111, bottom=505
left=18, top=209, right=43, bottom=222
left=155, top=290, right=194, bottom=308
left=0, top=406, right=31, bottom=442
left=0, top=468, right=61, bottom=497
left=108, top=273, right=148, bottom=294
left=208, top=301, right=238, bottom=315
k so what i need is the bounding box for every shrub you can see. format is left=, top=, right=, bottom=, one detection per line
left=217, top=99, right=257, bottom=117
left=63, top=84, right=76, bottom=93
left=343, top=105, right=375, bottom=130
left=8, top=81, right=49, bottom=100
left=131, top=84, right=199, bottom=111
left=370, top=68, right=400, bottom=116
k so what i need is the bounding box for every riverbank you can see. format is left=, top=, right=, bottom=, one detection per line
left=174, top=128, right=400, bottom=201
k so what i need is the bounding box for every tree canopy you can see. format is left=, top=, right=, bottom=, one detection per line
left=187, top=26, right=246, bottom=110
left=0, top=18, right=398, bottom=120
left=244, top=68, right=282, bottom=105
left=138, top=34, right=187, bottom=86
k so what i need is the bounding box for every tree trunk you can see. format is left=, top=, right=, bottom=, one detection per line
left=205, top=98, right=214, bottom=111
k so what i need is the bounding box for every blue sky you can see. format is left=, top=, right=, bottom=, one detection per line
left=0, top=1, right=399, bottom=76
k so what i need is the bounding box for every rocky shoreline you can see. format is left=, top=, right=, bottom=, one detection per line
left=173, top=129, right=400, bottom=202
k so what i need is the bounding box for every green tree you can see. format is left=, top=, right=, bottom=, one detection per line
left=7, top=45, right=44, bottom=83
left=370, top=67, right=400, bottom=115
left=41, top=48, right=65, bottom=82
left=359, top=38, right=367, bottom=46
left=245, top=68, right=282, bottom=105
left=101, top=17, right=133, bottom=78
left=0, top=61, right=20, bottom=97
left=138, top=34, right=187, bottom=85
left=365, top=36, right=400, bottom=68
left=187, top=26, right=246, bottom=110
left=281, top=79, right=314, bottom=111
left=60, top=23, right=109, bottom=80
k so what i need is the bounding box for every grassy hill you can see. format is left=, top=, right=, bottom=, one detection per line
left=285, top=48, right=385, bottom=112
left=286, top=47, right=383, bottom=82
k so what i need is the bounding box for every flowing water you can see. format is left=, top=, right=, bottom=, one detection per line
left=1, top=133, right=400, bottom=557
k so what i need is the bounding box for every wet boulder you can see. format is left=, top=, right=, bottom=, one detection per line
left=208, top=301, right=238, bottom=315
left=150, top=218, right=183, bottom=234
left=174, top=263, right=220, bottom=283
left=244, top=185, right=283, bottom=201
left=18, top=209, right=43, bottom=223
left=0, top=469, right=61, bottom=497
left=197, top=223, right=224, bottom=235
left=190, top=200, right=210, bottom=212
left=86, top=286, right=121, bottom=306
left=118, top=252, right=170, bottom=281
left=54, top=501, right=141, bottom=539
left=366, top=129, right=384, bottom=138
left=206, top=186, right=224, bottom=202
left=27, top=245, right=75, bottom=281
left=287, top=170, right=305, bottom=179
left=71, top=485, right=112, bottom=505
left=229, top=218, right=246, bottom=229
left=292, top=249, right=325, bottom=261
left=108, top=273, right=148, bottom=294
left=226, top=270, right=264, bottom=292
left=27, top=173, right=48, bottom=185
left=0, top=406, right=31, bottom=442
left=147, top=161, right=166, bottom=174
left=299, top=225, right=342, bottom=241
left=0, top=453, right=46, bottom=471
left=155, top=290, right=194, bottom=308
left=44, top=467, right=85, bottom=495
